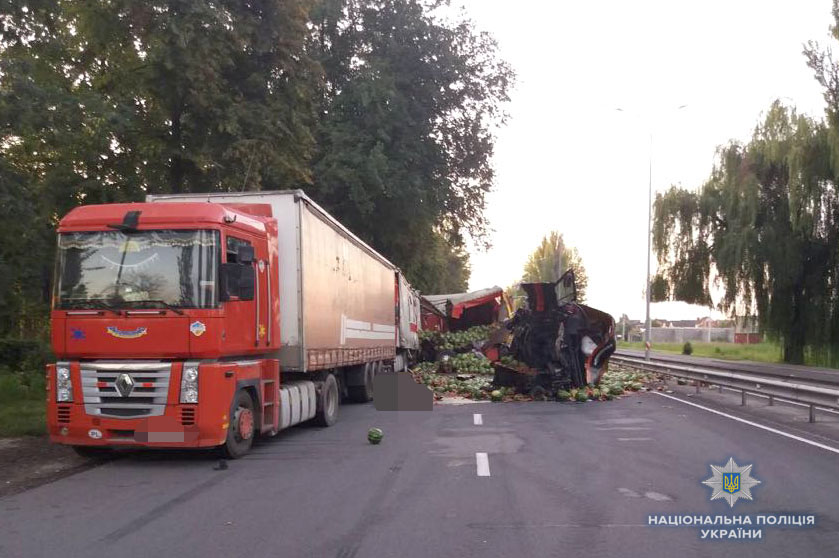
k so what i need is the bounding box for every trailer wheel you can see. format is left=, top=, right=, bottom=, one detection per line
left=222, top=390, right=256, bottom=459
left=315, top=374, right=339, bottom=426
left=348, top=362, right=375, bottom=403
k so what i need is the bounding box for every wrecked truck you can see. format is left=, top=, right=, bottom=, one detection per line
left=492, top=270, right=616, bottom=393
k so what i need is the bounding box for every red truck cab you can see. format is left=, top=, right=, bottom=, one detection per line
left=47, top=202, right=282, bottom=457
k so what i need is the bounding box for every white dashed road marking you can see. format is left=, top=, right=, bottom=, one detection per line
left=617, top=437, right=653, bottom=441
left=473, top=413, right=483, bottom=425
left=476, top=452, right=490, bottom=477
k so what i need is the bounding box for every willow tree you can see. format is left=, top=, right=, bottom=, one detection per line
left=651, top=102, right=838, bottom=364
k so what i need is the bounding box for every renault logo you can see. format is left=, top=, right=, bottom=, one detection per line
left=115, top=373, right=135, bottom=397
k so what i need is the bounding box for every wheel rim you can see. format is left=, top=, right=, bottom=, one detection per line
left=234, top=406, right=254, bottom=441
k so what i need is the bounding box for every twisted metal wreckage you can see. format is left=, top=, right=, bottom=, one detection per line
left=422, top=271, right=617, bottom=394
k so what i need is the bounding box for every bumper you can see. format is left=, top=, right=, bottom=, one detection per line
left=47, top=404, right=229, bottom=449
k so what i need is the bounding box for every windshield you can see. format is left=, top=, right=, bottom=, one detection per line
left=54, top=229, right=220, bottom=310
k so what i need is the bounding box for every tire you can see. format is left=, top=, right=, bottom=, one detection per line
left=222, top=390, right=256, bottom=459
left=315, top=374, right=339, bottom=427
left=72, top=446, right=115, bottom=461
left=348, top=362, right=375, bottom=403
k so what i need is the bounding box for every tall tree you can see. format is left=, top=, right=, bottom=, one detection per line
left=307, top=0, right=513, bottom=292
left=520, top=231, right=588, bottom=303
left=0, top=0, right=317, bottom=336
left=651, top=102, right=838, bottom=364
left=1, top=0, right=317, bottom=201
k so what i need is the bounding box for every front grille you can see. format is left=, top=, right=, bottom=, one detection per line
left=57, top=405, right=71, bottom=424
left=180, top=407, right=196, bottom=426
left=80, top=362, right=171, bottom=419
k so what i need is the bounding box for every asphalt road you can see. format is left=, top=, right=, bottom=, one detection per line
left=2, top=390, right=838, bottom=558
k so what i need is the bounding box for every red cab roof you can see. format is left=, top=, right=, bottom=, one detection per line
left=58, top=202, right=269, bottom=235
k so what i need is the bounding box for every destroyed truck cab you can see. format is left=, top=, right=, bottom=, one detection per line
left=499, top=270, right=616, bottom=392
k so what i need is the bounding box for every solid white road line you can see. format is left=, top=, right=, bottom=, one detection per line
left=617, top=437, right=653, bottom=441
left=473, top=413, right=483, bottom=426
left=654, top=391, right=839, bottom=456
left=476, top=452, right=491, bottom=477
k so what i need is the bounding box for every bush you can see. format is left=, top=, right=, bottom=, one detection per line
left=0, top=369, right=46, bottom=403
left=682, top=341, right=693, bottom=355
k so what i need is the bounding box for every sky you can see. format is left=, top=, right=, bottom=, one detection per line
left=456, top=0, right=833, bottom=322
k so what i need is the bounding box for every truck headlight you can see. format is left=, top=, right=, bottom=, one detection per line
left=56, top=365, right=73, bottom=402
left=180, top=365, right=199, bottom=403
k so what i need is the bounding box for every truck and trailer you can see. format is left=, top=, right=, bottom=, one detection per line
left=47, top=190, right=420, bottom=457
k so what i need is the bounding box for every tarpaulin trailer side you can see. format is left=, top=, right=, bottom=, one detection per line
left=147, top=190, right=398, bottom=373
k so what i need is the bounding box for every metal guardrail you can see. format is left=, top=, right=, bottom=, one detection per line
left=611, top=353, right=839, bottom=423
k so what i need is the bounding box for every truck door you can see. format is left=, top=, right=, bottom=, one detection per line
left=224, top=235, right=258, bottom=350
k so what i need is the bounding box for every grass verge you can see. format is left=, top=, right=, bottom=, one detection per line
left=0, top=372, right=47, bottom=437
left=618, top=341, right=783, bottom=363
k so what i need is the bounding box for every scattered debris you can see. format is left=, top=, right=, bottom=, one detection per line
left=408, top=273, right=670, bottom=405
left=494, top=271, right=616, bottom=392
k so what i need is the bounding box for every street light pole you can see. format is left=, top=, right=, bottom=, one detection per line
left=645, top=132, right=652, bottom=361
left=615, top=105, right=687, bottom=362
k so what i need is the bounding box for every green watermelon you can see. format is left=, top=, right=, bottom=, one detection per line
left=367, top=427, right=383, bottom=445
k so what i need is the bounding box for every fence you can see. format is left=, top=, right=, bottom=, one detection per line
left=650, top=327, right=734, bottom=344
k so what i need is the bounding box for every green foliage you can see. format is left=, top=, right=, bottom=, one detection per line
left=308, top=0, right=513, bottom=293
left=652, top=101, right=837, bottom=364
left=652, top=4, right=839, bottom=365
left=682, top=341, right=693, bottom=356
left=0, top=368, right=46, bottom=436
left=618, top=340, right=793, bottom=364
left=519, top=231, right=588, bottom=303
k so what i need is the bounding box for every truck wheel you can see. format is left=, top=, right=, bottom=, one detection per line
left=223, top=390, right=256, bottom=459
left=315, top=374, right=339, bottom=426
left=348, top=362, right=375, bottom=403
left=72, top=446, right=114, bottom=461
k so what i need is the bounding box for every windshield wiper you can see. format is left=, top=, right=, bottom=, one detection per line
left=123, top=299, right=185, bottom=315
left=61, top=298, right=122, bottom=315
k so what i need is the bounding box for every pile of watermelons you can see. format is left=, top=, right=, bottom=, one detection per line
left=419, top=325, right=494, bottom=353
left=448, top=353, right=494, bottom=375
left=411, top=368, right=496, bottom=400
left=410, top=360, right=656, bottom=403
left=553, top=365, right=654, bottom=402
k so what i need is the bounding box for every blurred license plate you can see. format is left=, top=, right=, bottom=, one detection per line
left=140, top=431, right=185, bottom=443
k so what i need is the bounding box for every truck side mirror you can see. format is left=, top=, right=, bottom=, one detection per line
left=237, top=245, right=255, bottom=265
left=219, top=263, right=241, bottom=301
left=237, top=266, right=255, bottom=300
left=219, top=263, right=255, bottom=302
